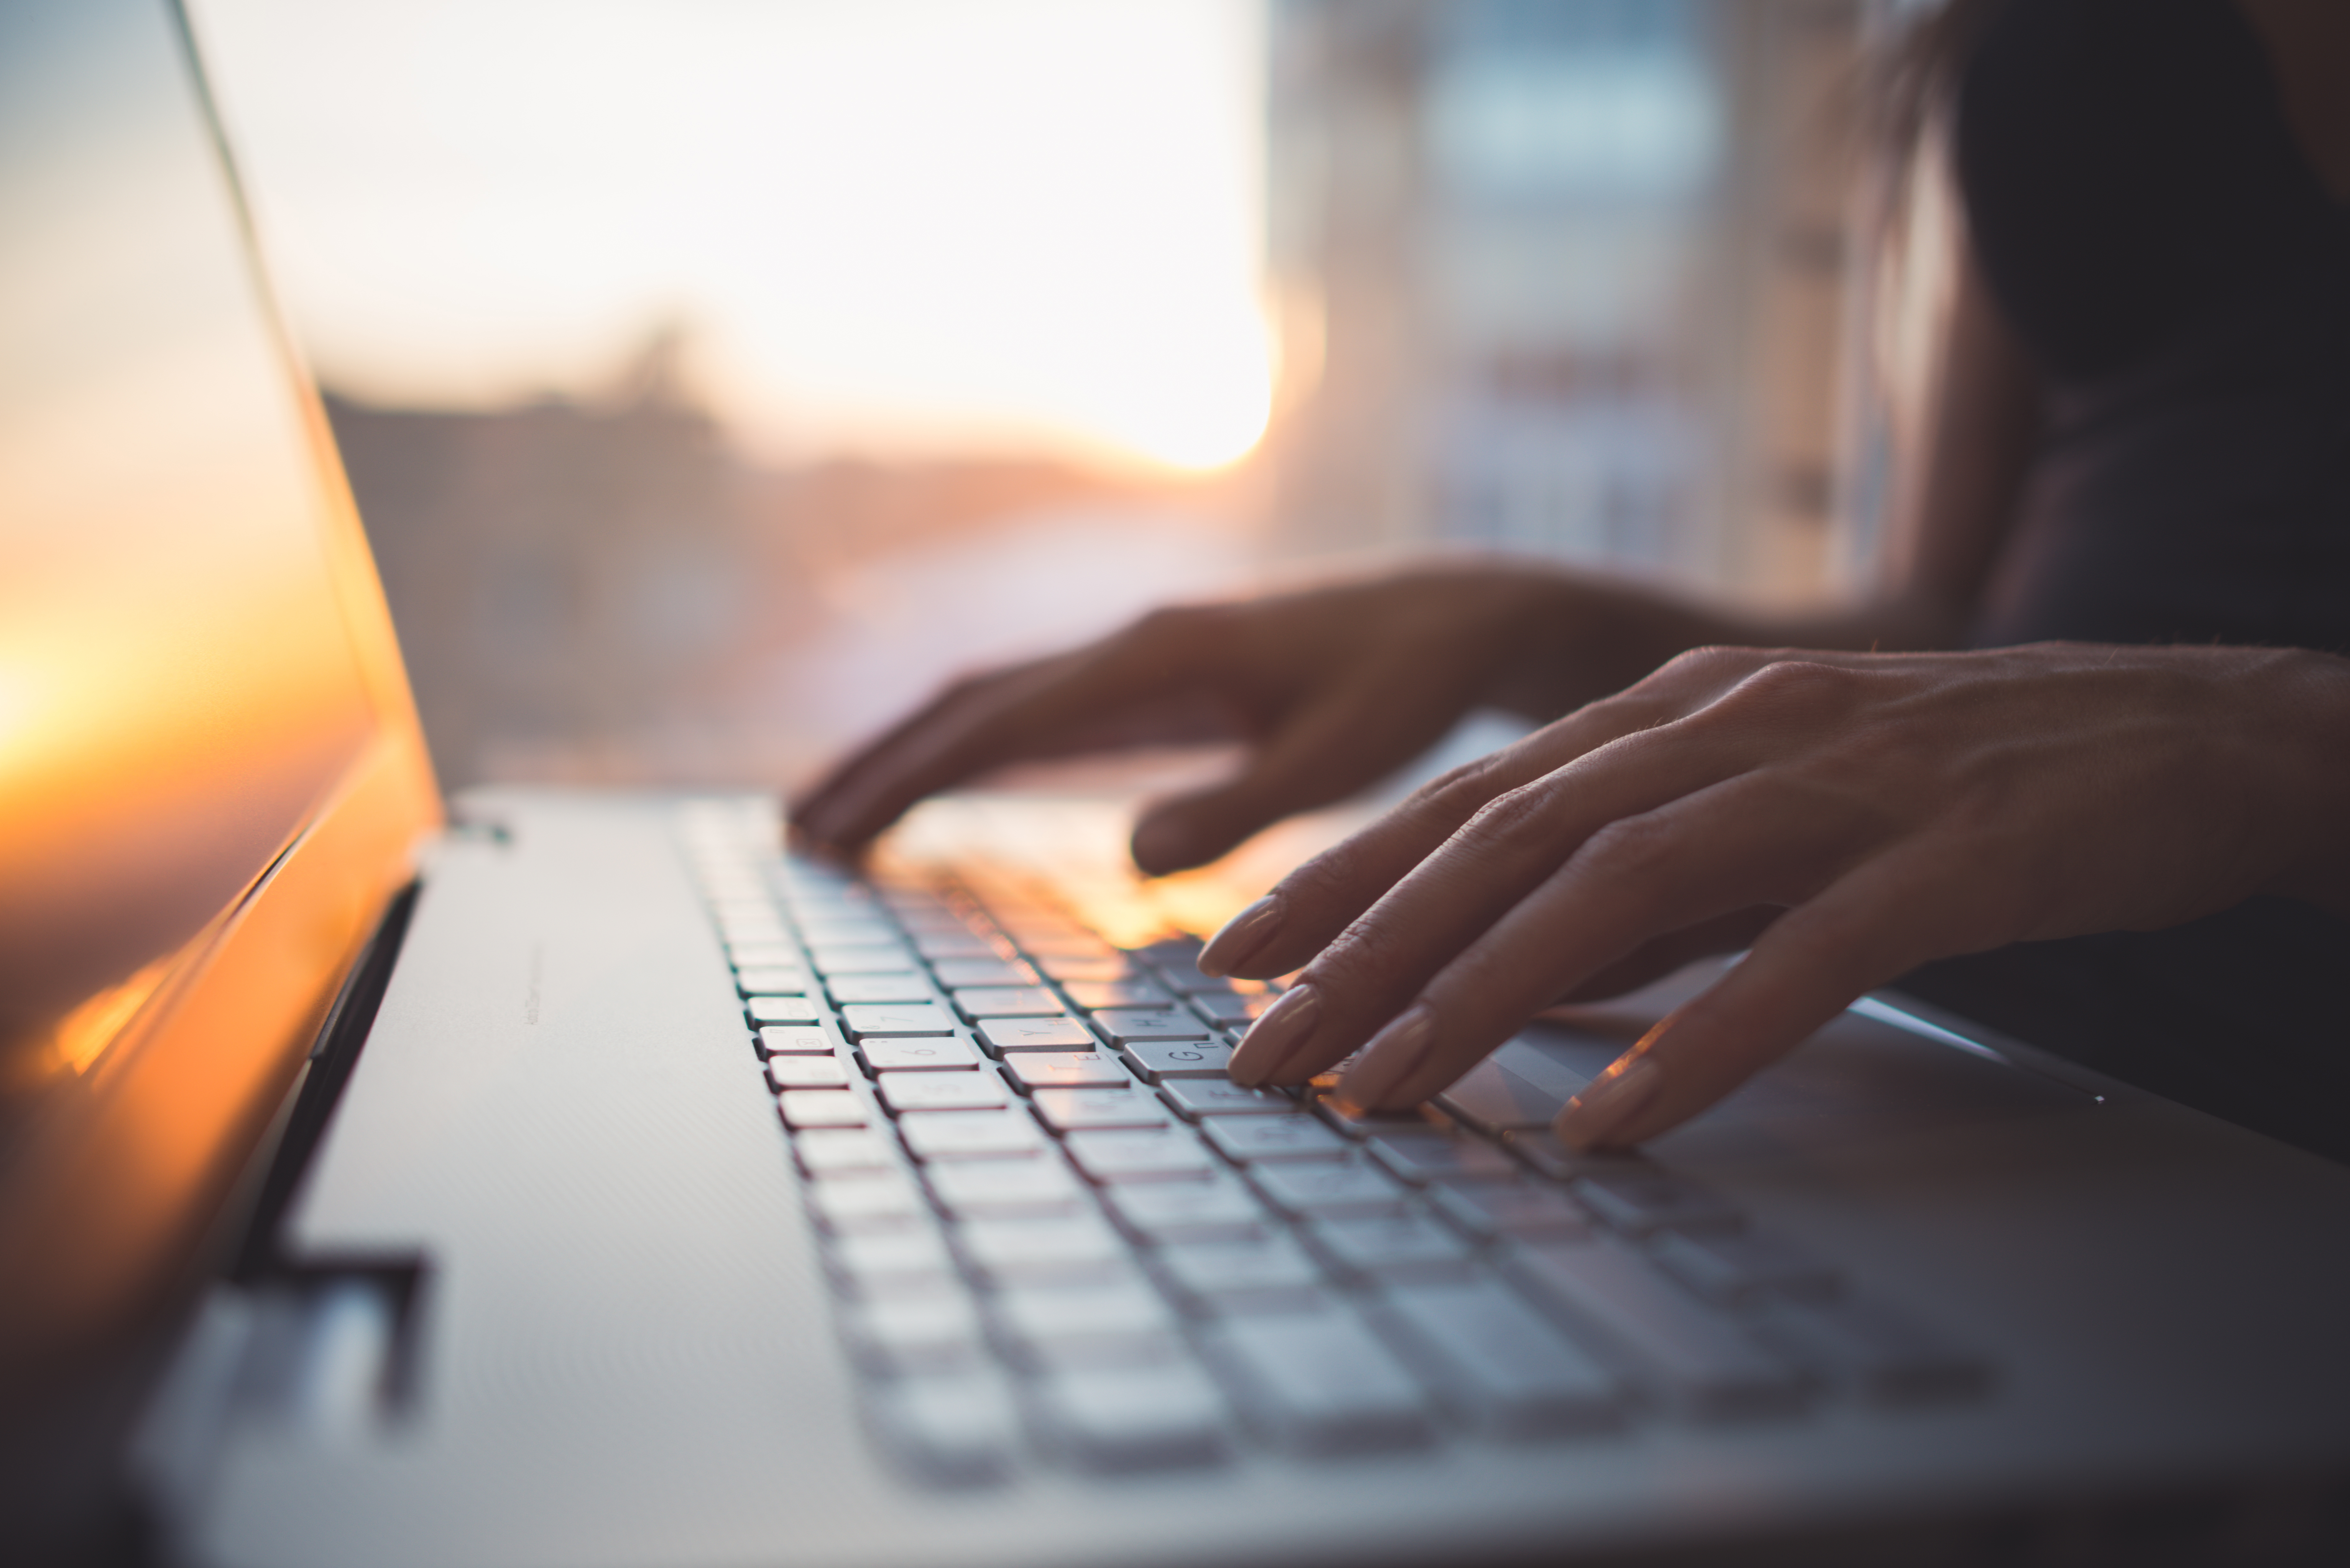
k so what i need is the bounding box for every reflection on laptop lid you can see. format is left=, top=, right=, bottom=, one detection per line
left=0, top=0, right=435, bottom=1527
left=8, top=4, right=2350, bottom=1567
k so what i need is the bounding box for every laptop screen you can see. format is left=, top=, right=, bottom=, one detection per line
left=0, top=0, right=436, bottom=1376
left=0, top=0, right=376, bottom=1131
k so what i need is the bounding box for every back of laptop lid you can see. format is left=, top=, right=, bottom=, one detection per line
left=0, top=0, right=437, bottom=1415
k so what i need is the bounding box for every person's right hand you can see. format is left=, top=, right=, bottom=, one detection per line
left=791, top=564, right=1680, bottom=876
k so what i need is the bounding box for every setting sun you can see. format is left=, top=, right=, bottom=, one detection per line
left=191, top=0, right=1272, bottom=473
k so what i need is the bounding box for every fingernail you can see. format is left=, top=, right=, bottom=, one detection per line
left=1557, top=1053, right=1662, bottom=1151
left=1227, top=983, right=1320, bottom=1085
left=1197, top=895, right=1281, bottom=979
left=1339, top=1003, right=1438, bottom=1109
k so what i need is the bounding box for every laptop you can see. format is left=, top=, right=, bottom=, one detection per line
left=5, top=2, right=2348, bottom=1563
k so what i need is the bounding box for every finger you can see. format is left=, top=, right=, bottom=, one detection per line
left=794, top=614, right=1224, bottom=852
left=1546, top=907, right=1780, bottom=1005
left=1555, top=844, right=1991, bottom=1150
left=1201, top=678, right=1711, bottom=982
left=1225, top=714, right=1808, bottom=1088
left=1128, top=648, right=1490, bottom=876
left=790, top=659, right=1052, bottom=849
left=1335, top=771, right=1885, bottom=1111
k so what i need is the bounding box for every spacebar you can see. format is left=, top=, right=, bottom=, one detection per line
left=1502, top=1238, right=1809, bottom=1419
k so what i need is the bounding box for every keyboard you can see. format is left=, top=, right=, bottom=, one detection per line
left=679, top=804, right=1989, bottom=1483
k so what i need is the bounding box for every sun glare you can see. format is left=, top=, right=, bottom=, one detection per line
left=190, top=0, right=1272, bottom=473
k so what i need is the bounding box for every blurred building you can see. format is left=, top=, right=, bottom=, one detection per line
left=326, top=335, right=757, bottom=788
left=1263, top=0, right=1865, bottom=602
left=330, top=340, right=1238, bottom=790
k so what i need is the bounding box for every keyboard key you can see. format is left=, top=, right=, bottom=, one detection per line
left=748, top=995, right=823, bottom=1026
left=956, top=1216, right=1129, bottom=1285
left=925, top=1158, right=1090, bottom=1218
left=1574, top=1170, right=1744, bottom=1237
left=758, top=1023, right=840, bottom=1056
left=809, top=945, right=920, bottom=976
left=869, top=1373, right=1019, bottom=1484
left=843, top=1295, right=987, bottom=1373
left=1205, top=1311, right=1435, bottom=1455
left=976, top=1017, right=1098, bottom=1055
left=1155, top=1237, right=1325, bottom=1313
left=1437, top=1059, right=1567, bottom=1134
left=1305, top=1213, right=1475, bottom=1282
left=1749, top=1296, right=1990, bottom=1406
left=1204, top=1116, right=1350, bottom=1165
left=915, top=932, right=1001, bottom=961
left=840, top=1004, right=958, bottom=1040
left=806, top=1173, right=930, bottom=1231
left=735, top=965, right=815, bottom=996
left=931, top=958, right=1038, bottom=989
left=1030, top=1363, right=1229, bottom=1473
left=1031, top=1088, right=1172, bottom=1132
left=1092, top=1009, right=1214, bottom=1046
left=1035, top=954, right=1134, bottom=983
left=1062, top=979, right=1172, bottom=1012
left=1000, top=1051, right=1133, bottom=1091
left=1101, top=1176, right=1270, bottom=1243
left=1160, top=1079, right=1298, bottom=1119
left=1373, top=1281, right=1623, bottom=1438
left=796, top=919, right=899, bottom=948
left=992, top=1280, right=1180, bottom=1368
left=724, top=940, right=802, bottom=970
left=1118, top=1038, right=1238, bottom=1082
left=1064, top=1128, right=1219, bottom=1183
left=951, top=986, right=1064, bottom=1020
left=1505, top=1237, right=1808, bottom=1419
left=1363, top=1133, right=1523, bottom=1186
left=1189, top=992, right=1274, bottom=1029
left=718, top=916, right=791, bottom=948
left=859, top=1036, right=981, bottom=1072
left=889, top=909, right=970, bottom=937
left=779, top=1089, right=867, bottom=1128
left=1130, top=938, right=1211, bottom=984
left=766, top=1056, right=851, bottom=1090
left=1503, top=1131, right=1623, bottom=1182
left=1650, top=1232, right=1840, bottom=1308
left=878, top=1072, right=1009, bottom=1113
left=1247, top=1159, right=1411, bottom=1219
left=828, top=975, right=936, bottom=1006
left=899, top=1111, right=1047, bottom=1161
left=826, top=1231, right=961, bottom=1296
left=1017, top=934, right=1117, bottom=961
left=1427, top=1180, right=1593, bottom=1241
left=793, top=1128, right=902, bottom=1176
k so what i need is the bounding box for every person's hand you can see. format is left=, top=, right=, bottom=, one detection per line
left=1207, top=642, right=2350, bottom=1150
left=791, top=563, right=1695, bottom=875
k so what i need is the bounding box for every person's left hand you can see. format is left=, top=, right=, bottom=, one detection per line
left=1204, top=642, right=2350, bottom=1150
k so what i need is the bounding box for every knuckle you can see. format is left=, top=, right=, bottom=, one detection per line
left=1454, top=779, right=1557, bottom=852
left=1308, top=909, right=1417, bottom=995
left=1723, top=657, right=1861, bottom=719
left=1127, top=601, right=1217, bottom=647
left=1406, top=752, right=1512, bottom=825
left=1658, top=644, right=1757, bottom=684
left=1274, top=839, right=1362, bottom=910
left=1572, top=811, right=1680, bottom=884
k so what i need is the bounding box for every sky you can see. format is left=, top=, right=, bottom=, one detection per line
left=190, top=0, right=1273, bottom=472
